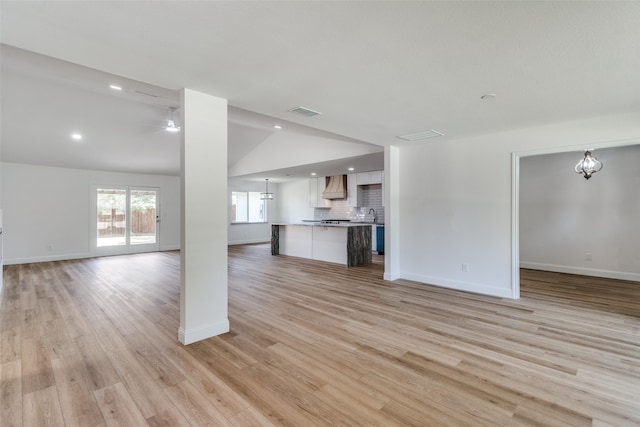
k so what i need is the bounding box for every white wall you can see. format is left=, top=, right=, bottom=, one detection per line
left=274, top=179, right=314, bottom=223
left=520, top=145, right=639, bottom=281
left=395, top=112, right=640, bottom=298
left=228, top=178, right=279, bottom=245
left=1, top=162, right=180, bottom=264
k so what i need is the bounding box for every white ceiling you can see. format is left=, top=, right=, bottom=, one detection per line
left=1, top=45, right=383, bottom=179
left=2, top=1, right=639, bottom=179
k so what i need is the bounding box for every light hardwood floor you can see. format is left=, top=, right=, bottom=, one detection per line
left=1, top=244, right=639, bottom=426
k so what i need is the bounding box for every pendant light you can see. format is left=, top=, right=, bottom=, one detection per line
left=261, top=179, right=274, bottom=200
left=574, top=150, right=603, bottom=180
left=165, top=107, right=180, bottom=132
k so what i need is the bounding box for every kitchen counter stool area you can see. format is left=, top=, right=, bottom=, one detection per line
left=271, top=223, right=372, bottom=267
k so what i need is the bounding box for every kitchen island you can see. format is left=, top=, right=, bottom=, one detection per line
left=271, top=223, right=371, bottom=267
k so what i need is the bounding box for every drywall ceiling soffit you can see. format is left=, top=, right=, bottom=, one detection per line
left=227, top=106, right=378, bottom=170
left=232, top=151, right=385, bottom=183
left=228, top=130, right=382, bottom=178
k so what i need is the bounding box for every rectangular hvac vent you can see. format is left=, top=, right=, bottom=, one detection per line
left=131, top=90, right=159, bottom=98
left=288, top=106, right=322, bottom=117
left=396, top=129, right=444, bottom=141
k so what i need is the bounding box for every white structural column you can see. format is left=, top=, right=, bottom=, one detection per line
left=384, top=145, right=400, bottom=281
left=178, top=89, right=229, bottom=345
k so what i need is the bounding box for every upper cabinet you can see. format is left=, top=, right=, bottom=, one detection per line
left=347, top=174, right=358, bottom=208
left=309, top=177, right=331, bottom=208
left=349, top=170, right=384, bottom=208
left=310, top=171, right=383, bottom=209
left=356, top=171, right=382, bottom=185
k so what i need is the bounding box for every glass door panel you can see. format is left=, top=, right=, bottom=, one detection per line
left=128, top=187, right=160, bottom=253
left=97, top=188, right=127, bottom=247
left=130, top=189, right=157, bottom=245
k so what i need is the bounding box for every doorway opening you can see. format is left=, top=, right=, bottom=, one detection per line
left=511, top=140, right=639, bottom=299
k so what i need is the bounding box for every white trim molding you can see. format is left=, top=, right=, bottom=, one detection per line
left=520, top=262, right=640, bottom=283
left=401, top=272, right=514, bottom=299
left=178, top=319, right=230, bottom=345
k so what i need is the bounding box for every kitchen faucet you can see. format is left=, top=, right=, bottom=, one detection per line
left=368, top=208, right=377, bottom=223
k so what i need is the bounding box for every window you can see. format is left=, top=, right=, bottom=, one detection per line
left=231, top=191, right=266, bottom=223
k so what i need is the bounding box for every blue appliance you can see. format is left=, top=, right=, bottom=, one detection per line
left=376, top=225, right=384, bottom=254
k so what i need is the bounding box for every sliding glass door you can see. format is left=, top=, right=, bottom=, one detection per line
left=94, top=186, right=160, bottom=254
left=129, top=188, right=158, bottom=251
left=97, top=188, right=127, bottom=247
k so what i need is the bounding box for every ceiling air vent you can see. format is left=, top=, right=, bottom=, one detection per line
left=288, top=106, right=322, bottom=117
left=131, top=90, right=159, bottom=98
left=397, top=129, right=444, bottom=141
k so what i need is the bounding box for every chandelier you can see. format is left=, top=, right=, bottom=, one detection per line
left=574, top=150, right=603, bottom=180
left=260, top=179, right=274, bottom=200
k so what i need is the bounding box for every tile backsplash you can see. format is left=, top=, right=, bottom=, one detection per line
left=314, top=184, right=385, bottom=223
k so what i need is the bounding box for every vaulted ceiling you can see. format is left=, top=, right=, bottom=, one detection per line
left=2, top=1, right=639, bottom=179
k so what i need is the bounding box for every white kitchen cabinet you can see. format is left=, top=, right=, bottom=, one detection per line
left=309, top=177, right=331, bottom=208
left=354, top=170, right=384, bottom=207
left=279, top=225, right=313, bottom=258
left=312, top=226, right=348, bottom=264
left=356, top=171, right=382, bottom=185
left=347, top=174, right=358, bottom=207
left=308, top=178, right=317, bottom=207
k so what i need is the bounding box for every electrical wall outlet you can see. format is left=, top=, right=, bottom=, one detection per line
left=461, top=263, right=469, bottom=272
left=585, top=252, right=592, bottom=261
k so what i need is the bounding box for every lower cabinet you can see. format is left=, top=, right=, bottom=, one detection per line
left=312, top=226, right=348, bottom=264
left=279, top=225, right=313, bottom=258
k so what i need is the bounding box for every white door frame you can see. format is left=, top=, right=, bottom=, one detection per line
left=91, top=185, right=160, bottom=256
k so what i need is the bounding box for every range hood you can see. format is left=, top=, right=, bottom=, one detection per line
left=322, top=175, right=347, bottom=199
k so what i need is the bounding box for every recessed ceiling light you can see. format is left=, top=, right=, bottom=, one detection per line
left=310, top=172, right=317, bottom=176
left=71, top=133, right=83, bottom=140
left=348, top=167, right=355, bottom=171
left=273, top=125, right=283, bottom=130
left=481, top=93, right=496, bottom=100
left=109, top=85, right=122, bottom=91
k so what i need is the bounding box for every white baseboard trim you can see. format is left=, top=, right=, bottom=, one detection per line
left=400, top=272, right=514, bottom=299
left=384, top=271, right=400, bottom=281
left=4, top=252, right=93, bottom=265
left=159, top=245, right=181, bottom=251
left=520, top=262, right=640, bottom=282
left=178, top=319, right=230, bottom=345
left=5, top=246, right=181, bottom=265
left=228, top=239, right=270, bottom=246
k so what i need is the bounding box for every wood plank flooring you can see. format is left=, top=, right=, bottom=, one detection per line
left=1, top=244, right=639, bottom=426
